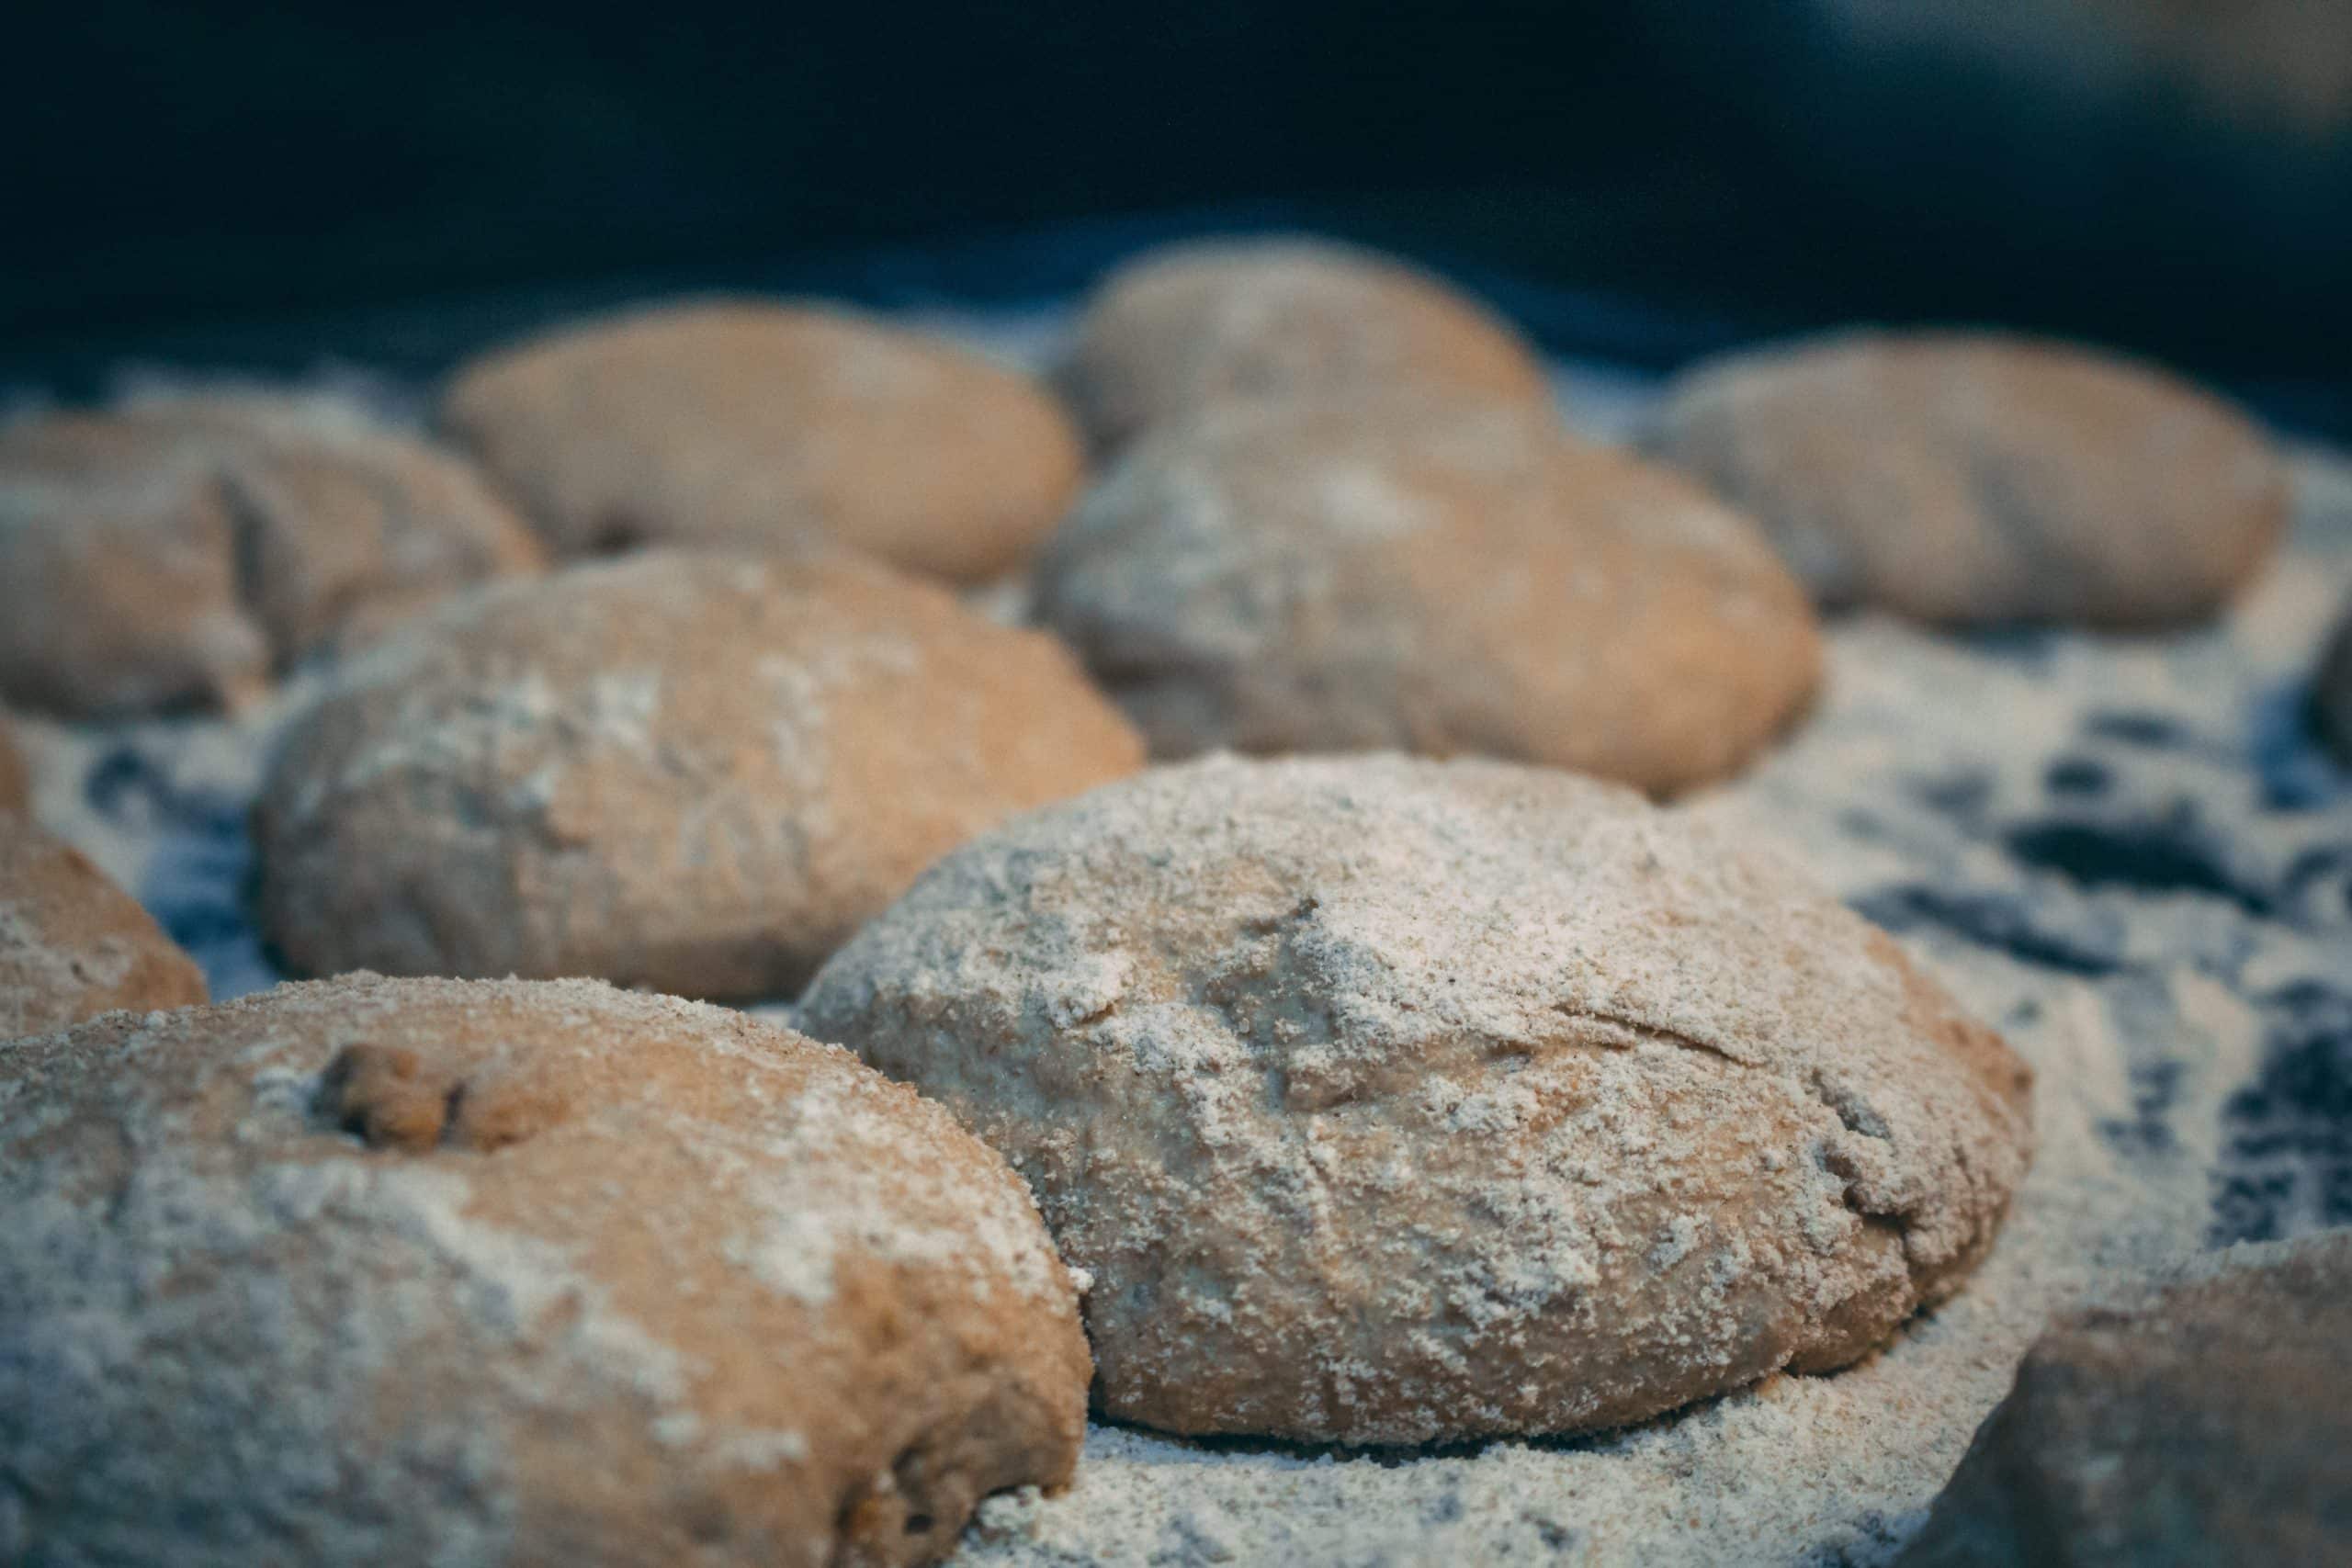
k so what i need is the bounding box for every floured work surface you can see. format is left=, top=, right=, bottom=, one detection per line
left=8, top=342, right=2349, bottom=1566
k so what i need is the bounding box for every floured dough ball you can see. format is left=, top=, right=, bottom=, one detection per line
left=1, top=815, right=207, bottom=1037
left=0, top=974, right=1091, bottom=1567
left=1034, top=397, right=1821, bottom=793
left=440, top=300, right=1084, bottom=581
left=1896, top=1231, right=2352, bottom=1566
left=800, top=754, right=2033, bottom=1444
left=0, top=705, right=26, bottom=815
left=1647, top=331, right=2288, bottom=626
left=1059, top=238, right=1552, bottom=449
left=2315, top=596, right=2352, bottom=763
left=255, top=549, right=1145, bottom=998
left=0, top=394, right=545, bottom=717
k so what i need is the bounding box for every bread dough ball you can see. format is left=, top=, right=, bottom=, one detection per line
left=1, top=815, right=207, bottom=1037
left=1896, top=1231, right=2352, bottom=1566
left=800, top=754, right=2034, bottom=1444
left=0, top=974, right=1090, bottom=1567
left=2315, top=597, right=2352, bottom=763
left=0, top=395, right=544, bottom=717
left=1647, top=332, right=2288, bottom=626
left=1034, top=396, right=1821, bottom=794
left=255, top=549, right=1144, bottom=999
left=1058, top=238, right=1552, bottom=449
left=440, top=301, right=1084, bottom=582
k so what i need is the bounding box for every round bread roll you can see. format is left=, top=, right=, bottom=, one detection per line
left=1059, top=239, right=1552, bottom=450
left=255, top=549, right=1145, bottom=998
left=1647, top=331, right=2288, bottom=626
left=0, top=974, right=1091, bottom=1567
left=0, top=705, right=27, bottom=815
left=440, top=301, right=1084, bottom=582
left=800, top=754, right=2035, bottom=1445
left=1033, top=396, right=1822, bottom=793
left=1, top=815, right=207, bottom=1037
left=0, top=395, right=544, bottom=717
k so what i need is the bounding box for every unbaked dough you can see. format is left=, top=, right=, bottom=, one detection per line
left=255, top=549, right=1144, bottom=998
left=1034, top=395, right=1820, bottom=793
left=0, top=973, right=1091, bottom=1566
left=800, top=753, right=2034, bottom=1444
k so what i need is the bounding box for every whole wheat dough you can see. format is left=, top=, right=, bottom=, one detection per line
left=1057, top=238, right=1553, bottom=450
left=1646, top=331, right=2287, bottom=626
left=1034, top=396, right=1821, bottom=793
left=1, top=814, right=207, bottom=1037
left=1896, top=1231, right=2352, bottom=1566
left=0, top=974, right=1091, bottom=1567
left=440, top=299, right=1084, bottom=581
left=799, top=753, right=2034, bottom=1445
left=0, top=393, right=544, bottom=716
left=254, top=549, right=1144, bottom=998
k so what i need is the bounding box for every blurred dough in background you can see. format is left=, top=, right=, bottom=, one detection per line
left=1648, top=332, right=2287, bottom=626
left=255, top=548, right=1144, bottom=1000
left=440, top=300, right=1085, bottom=582
left=1035, top=393, right=1819, bottom=794
left=1057, top=238, right=1553, bottom=452
left=0, top=394, right=543, bottom=718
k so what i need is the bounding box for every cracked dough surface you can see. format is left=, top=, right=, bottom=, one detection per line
left=798, top=752, right=2034, bottom=1445
left=0, top=974, right=1091, bottom=1567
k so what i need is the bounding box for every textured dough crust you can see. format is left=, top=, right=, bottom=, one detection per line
left=0, top=974, right=1091, bottom=1567
left=801, top=754, right=2033, bottom=1445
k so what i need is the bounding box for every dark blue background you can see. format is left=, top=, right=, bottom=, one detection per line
left=6, top=2, right=2348, bottom=433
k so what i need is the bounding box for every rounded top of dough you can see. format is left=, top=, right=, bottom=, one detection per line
left=1058, top=238, right=1553, bottom=449
left=1647, top=330, right=2288, bottom=626
left=0, top=973, right=1091, bottom=1566
left=439, top=299, right=1085, bottom=582
left=254, top=548, right=1145, bottom=999
left=800, top=753, right=2034, bottom=1444
left=0, top=393, right=544, bottom=716
left=1033, top=395, right=1821, bottom=793
left=0, top=815, right=207, bottom=1038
